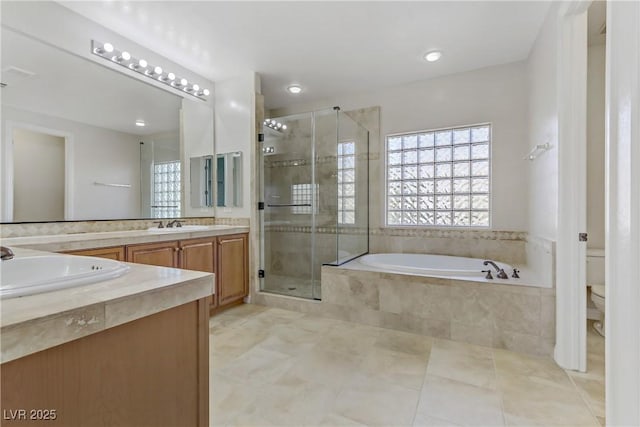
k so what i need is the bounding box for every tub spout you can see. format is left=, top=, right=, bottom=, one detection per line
left=483, top=260, right=500, bottom=273
left=483, top=260, right=508, bottom=279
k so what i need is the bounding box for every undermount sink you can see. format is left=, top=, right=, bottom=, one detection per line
left=0, top=255, right=130, bottom=299
left=147, top=225, right=212, bottom=233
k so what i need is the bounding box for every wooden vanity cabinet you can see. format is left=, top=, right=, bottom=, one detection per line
left=63, top=233, right=249, bottom=314
left=125, top=239, right=217, bottom=274
left=64, top=246, right=125, bottom=261
left=216, top=234, right=248, bottom=308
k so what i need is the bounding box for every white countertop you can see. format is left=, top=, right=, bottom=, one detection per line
left=0, top=247, right=215, bottom=363
left=0, top=224, right=249, bottom=252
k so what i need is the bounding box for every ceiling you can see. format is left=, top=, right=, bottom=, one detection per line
left=59, top=1, right=551, bottom=109
left=1, top=27, right=181, bottom=135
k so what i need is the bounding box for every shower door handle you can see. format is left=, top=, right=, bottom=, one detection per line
left=267, top=204, right=312, bottom=207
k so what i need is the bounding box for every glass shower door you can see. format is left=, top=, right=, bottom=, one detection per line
left=260, top=112, right=318, bottom=299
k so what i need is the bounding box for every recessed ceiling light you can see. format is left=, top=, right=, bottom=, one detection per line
left=135, top=120, right=146, bottom=127
left=424, top=51, right=442, bottom=62
left=287, top=85, right=302, bottom=94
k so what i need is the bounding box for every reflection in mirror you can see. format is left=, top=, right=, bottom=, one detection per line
left=1, top=28, right=184, bottom=222
left=216, top=152, right=243, bottom=208
left=190, top=155, right=213, bottom=208
left=140, top=134, right=181, bottom=218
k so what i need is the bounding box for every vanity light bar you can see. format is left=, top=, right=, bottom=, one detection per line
left=263, top=119, right=287, bottom=131
left=91, top=40, right=210, bottom=100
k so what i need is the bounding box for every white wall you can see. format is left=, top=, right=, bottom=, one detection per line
left=13, top=128, right=65, bottom=221
left=586, top=43, right=606, bottom=250
left=273, top=61, right=530, bottom=231
left=526, top=3, right=560, bottom=242
left=2, top=106, right=141, bottom=220
left=214, top=73, right=257, bottom=218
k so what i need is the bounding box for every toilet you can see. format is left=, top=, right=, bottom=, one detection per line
left=591, top=284, right=606, bottom=336
left=587, top=249, right=606, bottom=337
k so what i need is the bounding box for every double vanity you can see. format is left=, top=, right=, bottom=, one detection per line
left=0, top=224, right=249, bottom=427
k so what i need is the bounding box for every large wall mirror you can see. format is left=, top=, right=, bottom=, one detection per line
left=0, top=27, right=212, bottom=223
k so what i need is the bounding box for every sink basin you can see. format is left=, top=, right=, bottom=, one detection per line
left=147, top=225, right=212, bottom=233
left=0, top=255, right=130, bottom=299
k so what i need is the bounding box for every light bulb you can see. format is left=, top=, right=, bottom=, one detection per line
left=192, top=84, right=199, bottom=91
left=103, top=43, right=114, bottom=53
left=203, top=89, right=210, bottom=96
left=180, top=78, right=188, bottom=86
left=424, top=51, right=442, bottom=62
left=287, top=85, right=302, bottom=94
left=154, top=66, right=163, bottom=75
left=282, top=125, right=287, bottom=130
left=138, top=59, right=148, bottom=68
left=167, top=72, right=176, bottom=81
left=121, top=51, right=131, bottom=61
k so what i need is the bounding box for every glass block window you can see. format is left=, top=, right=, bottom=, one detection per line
left=291, top=183, right=318, bottom=214
left=386, top=124, right=491, bottom=227
left=153, top=160, right=181, bottom=219
left=338, top=141, right=356, bottom=225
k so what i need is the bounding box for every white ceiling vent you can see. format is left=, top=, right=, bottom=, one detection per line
left=1, top=66, right=37, bottom=88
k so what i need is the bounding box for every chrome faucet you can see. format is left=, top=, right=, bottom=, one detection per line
left=483, top=260, right=508, bottom=279
left=166, top=219, right=183, bottom=228
left=1, top=246, right=15, bottom=261
left=153, top=221, right=165, bottom=229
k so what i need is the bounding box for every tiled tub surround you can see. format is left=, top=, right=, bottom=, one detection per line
left=0, top=217, right=249, bottom=238
left=319, top=266, right=555, bottom=357
left=0, top=247, right=213, bottom=363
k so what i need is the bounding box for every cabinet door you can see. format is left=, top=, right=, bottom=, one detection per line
left=65, top=246, right=125, bottom=261
left=180, top=238, right=217, bottom=308
left=216, top=234, right=248, bottom=306
left=126, top=241, right=179, bottom=268
left=179, top=238, right=216, bottom=273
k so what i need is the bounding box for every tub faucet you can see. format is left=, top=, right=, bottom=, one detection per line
left=483, top=260, right=508, bottom=279
left=1, top=246, right=15, bottom=261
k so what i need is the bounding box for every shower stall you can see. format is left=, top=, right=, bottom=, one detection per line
left=259, top=107, right=369, bottom=300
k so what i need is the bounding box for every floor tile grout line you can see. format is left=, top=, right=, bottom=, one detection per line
left=565, top=366, right=604, bottom=424
left=409, top=344, right=432, bottom=426
left=491, top=347, right=509, bottom=427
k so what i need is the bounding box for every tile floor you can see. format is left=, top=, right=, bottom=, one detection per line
left=210, top=305, right=605, bottom=427
left=261, top=274, right=321, bottom=300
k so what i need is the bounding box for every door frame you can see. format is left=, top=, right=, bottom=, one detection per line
left=605, top=0, right=640, bottom=423
left=2, top=121, right=74, bottom=221
left=554, top=1, right=590, bottom=372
